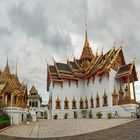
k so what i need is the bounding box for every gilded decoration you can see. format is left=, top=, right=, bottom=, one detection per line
left=56, top=96, right=61, bottom=109
left=112, top=84, right=118, bottom=106
left=72, top=97, right=77, bottom=109
left=0, top=57, right=27, bottom=109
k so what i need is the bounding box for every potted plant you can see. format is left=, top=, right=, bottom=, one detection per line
left=64, top=113, right=68, bottom=119
left=107, top=112, right=112, bottom=119
left=74, top=111, right=78, bottom=119
left=53, top=114, right=58, bottom=119
left=96, top=112, right=102, bottom=119
left=89, top=110, right=93, bottom=118
left=81, top=110, right=87, bottom=118
left=26, top=113, right=32, bottom=124
left=44, top=110, right=48, bottom=119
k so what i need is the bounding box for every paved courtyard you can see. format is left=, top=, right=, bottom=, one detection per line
left=0, top=118, right=135, bottom=139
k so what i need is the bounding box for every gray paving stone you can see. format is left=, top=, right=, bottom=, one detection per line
left=0, top=118, right=139, bottom=140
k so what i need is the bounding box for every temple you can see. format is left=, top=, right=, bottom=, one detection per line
left=28, top=85, right=42, bottom=108
left=0, top=57, right=28, bottom=124
left=47, top=23, right=138, bottom=119
left=0, top=57, right=28, bottom=109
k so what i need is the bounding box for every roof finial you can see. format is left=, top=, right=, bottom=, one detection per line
left=133, top=56, right=136, bottom=64
left=3, top=51, right=11, bottom=75
left=96, top=48, right=98, bottom=56
left=120, top=38, right=124, bottom=48
left=6, top=51, right=9, bottom=65
left=15, top=58, right=18, bottom=76
left=83, top=16, right=89, bottom=48
left=114, top=41, right=116, bottom=48
left=101, top=46, right=104, bottom=54
left=52, top=57, right=56, bottom=64
left=85, top=16, right=87, bottom=40
left=45, top=59, right=49, bottom=66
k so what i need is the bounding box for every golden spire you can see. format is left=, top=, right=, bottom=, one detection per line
left=3, top=52, right=11, bottom=76
left=84, top=16, right=89, bottom=48
left=15, top=58, right=18, bottom=76
left=133, top=56, right=136, bottom=64
left=101, top=46, right=104, bottom=54
left=96, top=48, right=98, bottom=56
left=80, top=16, right=93, bottom=63
left=30, top=84, right=38, bottom=95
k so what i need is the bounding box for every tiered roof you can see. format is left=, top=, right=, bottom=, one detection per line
left=28, top=85, right=42, bottom=102
left=47, top=29, right=138, bottom=91
left=0, top=58, right=28, bottom=108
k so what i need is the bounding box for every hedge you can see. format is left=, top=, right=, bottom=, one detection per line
left=0, top=119, right=10, bottom=126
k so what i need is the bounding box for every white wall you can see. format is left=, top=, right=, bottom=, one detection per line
left=49, top=69, right=128, bottom=118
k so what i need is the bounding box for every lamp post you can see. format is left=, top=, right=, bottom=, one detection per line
left=10, top=94, right=13, bottom=125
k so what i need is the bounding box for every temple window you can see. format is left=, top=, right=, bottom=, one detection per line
left=80, top=97, right=84, bottom=109
left=72, top=97, right=77, bottom=109
left=96, top=94, right=100, bottom=108
left=56, top=96, right=61, bottom=109
left=64, top=97, right=69, bottom=109
left=103, top=91, right=108, bottom=107
left=85, top=97, right=88, bottom=109
left=90, top=97, right=94, bottom=108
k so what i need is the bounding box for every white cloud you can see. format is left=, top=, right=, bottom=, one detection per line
left=0, top=0, right=140, bottom=103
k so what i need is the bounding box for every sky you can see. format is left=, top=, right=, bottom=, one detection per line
left=0, top=0, right=140, bottom=103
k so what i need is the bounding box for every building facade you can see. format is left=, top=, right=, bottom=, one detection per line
left=28, top=85, right=43, bottom=118
left=28, top=85, right=42, bottom=108
left=47, top=27, right=138, bottom=119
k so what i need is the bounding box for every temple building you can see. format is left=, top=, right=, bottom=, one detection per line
left=28, top=85, right=49, bottom=118
left=0, top=58, right=28, bottom=109
left=28, top=85, right=42, bottom=108
left=0, top=57, right=28, bottom=124
left=47, top=24, right=138, bottom=119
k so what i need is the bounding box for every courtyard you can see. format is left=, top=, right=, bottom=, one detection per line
left=0, top=118, right=135, bottom=139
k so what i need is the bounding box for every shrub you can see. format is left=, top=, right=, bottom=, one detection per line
left=0, top=110, right=10, bottom=120
left=74, top=111, right=78, bottom=119
left=96, top=112, right=103, bottom=119
left=107, top=112, right=112, bottom=119
left=44, top=111, right=48, bottom=119
left=89, top=110, right=93, bottom=118
left=81, top=110, right=88, bottom=118
left=0, top=119, right=10, bottom=126
left=26, top=113, right=32, bottom=121
left=64, top=113, right=68, bottom=119
left=53, top=114, right=58, bottom=119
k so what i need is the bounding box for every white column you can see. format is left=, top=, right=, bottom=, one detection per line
left=10, top=94, right=13, bottom=125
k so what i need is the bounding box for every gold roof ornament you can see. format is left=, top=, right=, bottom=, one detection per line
left=3, top=54, right=11, bottom=76
left=15, top=58, right=18, bottom=77
left=80, top=16, right=93, bottom=63
left=29, top=85, right=38, bottom=95
left=112, top=83, right=118, bottom=96
left=133, top=56, right=136, bottom=64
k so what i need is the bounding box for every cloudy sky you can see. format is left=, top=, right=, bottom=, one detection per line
left=0, top=0, right=140, bottom=103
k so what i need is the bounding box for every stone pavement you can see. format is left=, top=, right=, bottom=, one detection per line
left=0, top=118, right=138, bottom=140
